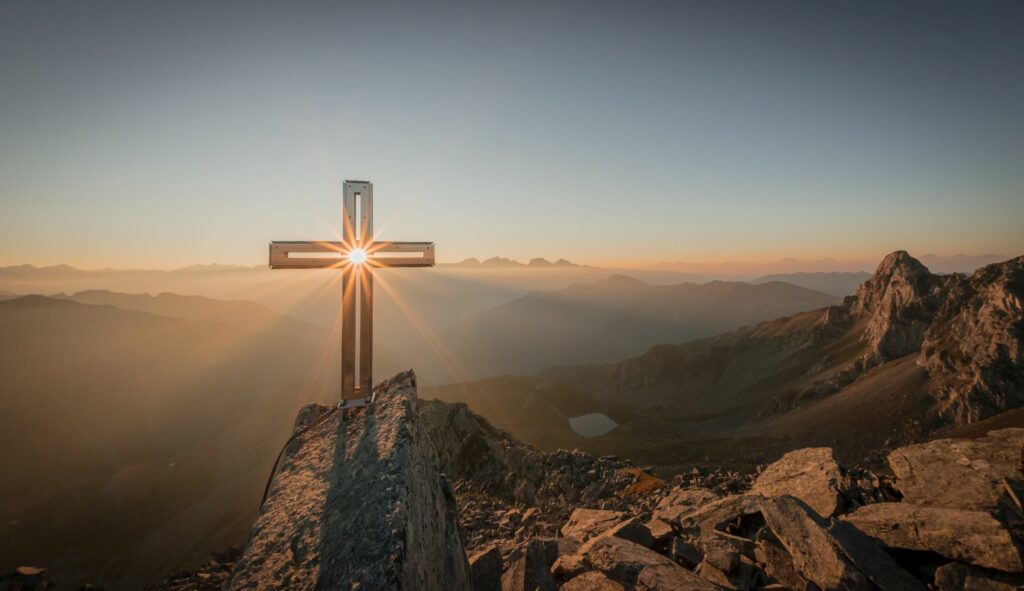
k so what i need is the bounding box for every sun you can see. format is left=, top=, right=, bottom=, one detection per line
left=348, top=248, right=368, bottom=265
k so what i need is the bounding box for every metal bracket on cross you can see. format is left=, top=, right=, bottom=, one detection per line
left=269, top=180, right=435, bottom=405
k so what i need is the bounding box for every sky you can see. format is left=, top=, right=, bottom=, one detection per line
left=1, top=1, right=1022, bottom=270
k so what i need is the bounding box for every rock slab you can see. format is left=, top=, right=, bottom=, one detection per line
left=227, top=371, right=471, bottom=591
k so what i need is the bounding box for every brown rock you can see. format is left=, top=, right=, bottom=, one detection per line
left=646, top=518, right=675, bottom=542
left=603, top=517, right=655, bottom=548
left=561, top=508, right=626, bottom=541
left=827, top=520, right=926, bottom=591
left=501, top=539, right=557, bottom=591
left=760, top=495, right=872, bottom=590
left=887, top=429, right=1024, bottom=512
left=933, top=561, right=1024, bottom=591
left=842, top=502, right=1024, bottom=572
left=550, top=555, right=587, bottom=582
left=561, top=571, right=625, bottom=591
left=752, top=447, right=846, bottom=517
left=469, top=545, right=502, bottom=591
left=677, top=494, right=763, bottom=536
left=653, top=487, right=722, bottom=524
left=754, top=529, right=805, bottom=591
left=670, top=537, right=703, bottom=569
left=227, top=372, right=471, bottom=591
left=580, top=535, right=718, bottom=590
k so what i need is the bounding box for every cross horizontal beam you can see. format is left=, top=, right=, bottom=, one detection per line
left=269, top=241, right=435, bottom=269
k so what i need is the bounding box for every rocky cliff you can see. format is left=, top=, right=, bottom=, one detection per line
left=225, top=371, right=471, bottom=591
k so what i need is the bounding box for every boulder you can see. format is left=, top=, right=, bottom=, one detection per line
left=887, top=428, right=1024, bottom=511
left=561, top=508, right=626, bottom=541
left=827, top=520, right=926, bottom=590
left=227, top=372, right=471, bottom=591
left=752, top=447, right=846, bottom=517
left=677, top=494, right=763, bottom=536
left=469, top=545, right=503, bottom=591
left=645, top=518, right=675, bottom=543
left=603, top=517, right=655, bottom=548
left=580, top=535, right=719, bottom=590
left=561, top=571, right=625, bottom=591
left=501, top=539, right=557, bottom=591
left=933, top=562, right=1024, bottom=591
left=759, top=495, right=873, bottom=590
left=653, top=487, right=722, bottom=524
left=550, top=554, right=587, bottom=581
left=753, top=529, right=805, bottom=591
left=842, top=502, right=1024, bottom=572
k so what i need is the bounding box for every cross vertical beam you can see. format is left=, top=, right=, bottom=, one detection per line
left=269, top=180, right=434, bottom=405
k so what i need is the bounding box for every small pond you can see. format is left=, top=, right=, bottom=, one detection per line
left=568, top=413, right=618, bottom=437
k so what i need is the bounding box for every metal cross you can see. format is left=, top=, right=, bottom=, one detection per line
left=269, top=180, right=435, bottom=405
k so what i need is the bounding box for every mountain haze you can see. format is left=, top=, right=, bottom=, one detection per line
left=448, top=276, right=839, bottom=377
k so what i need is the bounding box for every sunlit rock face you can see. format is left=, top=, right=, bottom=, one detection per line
left=226, top=371, right=471, bottom=591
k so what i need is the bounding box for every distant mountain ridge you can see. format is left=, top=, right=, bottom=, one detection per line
left=445, top=275, right=839, bottom=377
left=442, top=256, right=582, bottom=268
left=751, top=271, right=872, bottom=297
left=428, top=251, right=1024, bottom=468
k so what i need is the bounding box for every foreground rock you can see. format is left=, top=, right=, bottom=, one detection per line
left=227, top=371, right=471, bottom=591
left=751, top=447, right=845, bottom=517
left=843, top=502, right=1023, bottom=572
left=887, top=428, right=1024, bottom=511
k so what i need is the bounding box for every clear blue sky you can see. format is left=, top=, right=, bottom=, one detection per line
left=1, top=1, right=1022, bottom=268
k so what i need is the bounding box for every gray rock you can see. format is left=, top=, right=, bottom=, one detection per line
left=887, top=428, right=1024, bottom=512
left=469, top=545, right=502, bottom=591
left=227, top=371, right=471, bottom=591
left=842, top=502, right=1024, bottom=572
left=561, top=571, right=625, bottom=591
left=760, top=495, right=873, bottom=590
left=933, top=561, right=1024, bottom=591
left=561, top=508, right=626, bottom=541
left=752, top=447, right=846, bottom=517
left=580, top=535, right=719, bottom=590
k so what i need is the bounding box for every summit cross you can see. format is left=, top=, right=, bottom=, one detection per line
left=269, top=180, right=435, bottom=405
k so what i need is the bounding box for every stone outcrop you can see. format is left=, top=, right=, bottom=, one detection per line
left=751, top=447, right=845, bottom=517
left=226, top=372, right=471, bottom=591
left=921, top=255, right=1024, bottom=422
left=843, top=503, right=1023, bottom=572
left=845, top=250, right=950, bottom=364
left=887, top=428, right=1024, bottom=511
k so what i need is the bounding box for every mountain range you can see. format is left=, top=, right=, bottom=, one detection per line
left=446, top=276, right=839, bottom=377
left=426, top=251, right=1024, bottom=469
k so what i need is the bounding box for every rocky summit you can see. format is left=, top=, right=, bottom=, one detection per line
left=224, top=372, right=470, bottom=591
left=150, top=371, right=1024, bottom=591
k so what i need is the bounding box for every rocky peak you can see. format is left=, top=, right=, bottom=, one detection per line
left=921, top=255, right=1024, bottom=422
left=845, top=250, right=950, bottom=363
left=226, top=372, right=471, bottom=591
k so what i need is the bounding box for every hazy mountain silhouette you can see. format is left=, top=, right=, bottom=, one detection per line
left=751, top=271, right=872, bottom=297
left=56, top=289, right=327, bottom=343
left=446, top=276, right=839, bottom=377
left=0, top=295, right=336, bottom=588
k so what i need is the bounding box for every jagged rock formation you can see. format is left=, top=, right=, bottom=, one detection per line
left=226, top=372, right=471, bottom=591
